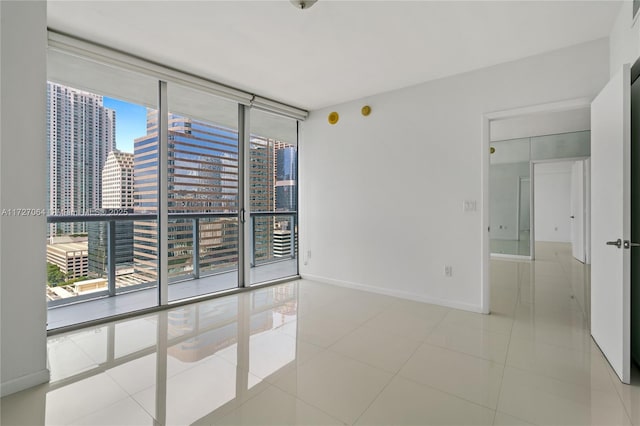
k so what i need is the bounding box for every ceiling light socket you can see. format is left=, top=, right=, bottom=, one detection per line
left=290, top=0, right=317, bottom=10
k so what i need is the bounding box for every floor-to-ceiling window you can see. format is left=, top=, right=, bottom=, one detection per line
left=46, top=49, right=160, bottom=328
left=166, top=84, right=240, bottom=302
left=45, top=34, right=305, bottom=330
left=249, top=110, right=299, bottom=285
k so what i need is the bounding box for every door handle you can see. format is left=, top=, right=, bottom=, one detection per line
left=624, top=240, right=640, bottom=249
left=606, top=239, right=622, bottom=248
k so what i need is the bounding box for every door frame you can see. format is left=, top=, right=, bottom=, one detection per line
left=569, top=159, right=589, bottom=263
left=516, top=176, right=531, bottom=255
left=516, top=176, right=529, bottom=241
left=531, top=157, right=589, bottom=258
left=481, top=97, right=592, bottom=314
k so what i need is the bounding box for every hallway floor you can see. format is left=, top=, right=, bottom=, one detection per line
left=2, top=242, right=639, bottom=425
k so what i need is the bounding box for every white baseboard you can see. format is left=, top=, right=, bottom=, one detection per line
left=490, top=253, right=532, bottom=261
left=300, top=274, right=484, bottom=313
left=1, top=368, right=50, bottom=397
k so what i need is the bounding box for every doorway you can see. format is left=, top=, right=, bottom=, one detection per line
left=532, top=159, right=590, bottom=264
left=488, top=130, right=590, bottom=260
left=481, top=99, right=592, bottom=314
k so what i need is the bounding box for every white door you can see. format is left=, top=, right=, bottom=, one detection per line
left=571, top=161, right=585, bottom=263
left=591, top=64, right=631, bottom=383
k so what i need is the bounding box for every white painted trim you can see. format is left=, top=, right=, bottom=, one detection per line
left=530, top=161, right=536, bottom=259
left=585, top=158, right=592, bottom=264
left=491, top=253, right=532, bottom=261
left=481, top=115, right=491, bottom=314
left=0, top=369, right=50, bottom=397
left=516, top=177, right=522, bottom=238
left=484, top=98, right=592, bottom=122
left=301, top=274, right=484, bottom=313
left=481, top=97, right=592, bottom=316
left=531, top=156, right=590, bottom=165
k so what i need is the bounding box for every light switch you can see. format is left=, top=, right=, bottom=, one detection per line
left=463, top=200, right=477, bottom=212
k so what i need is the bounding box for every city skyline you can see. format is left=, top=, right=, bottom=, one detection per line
left=47, top=82, right=298, bottom=218
left=47, top=82, right=115, bottom=235
left=47, top=81, right=298, bottom=300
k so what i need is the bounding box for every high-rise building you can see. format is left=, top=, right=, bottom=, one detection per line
left=47, top=82, right=116, bottom=235
left=250, top=136, right=276, bottom=262
left=250, top=138, right=297, bottom=261
left=272, top=230, right=293, bottom=258
left=275, top=146, right=297, bottom=212
left=46, top=242, right=89, bottom=279
left=133, top=112, right=240, bottom=282
left=88, top=151, right=135, bottom=276
left=272, top=145, right=297, bottom=258
left=130, top=112, right=297, bottom=281
left=101, top=150, right=134, bottom=209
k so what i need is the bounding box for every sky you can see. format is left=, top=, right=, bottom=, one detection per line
left=103, top=97, right=148, bottom=154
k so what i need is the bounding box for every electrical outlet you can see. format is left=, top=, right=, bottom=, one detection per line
left=444, top=265, right=453, bottom=277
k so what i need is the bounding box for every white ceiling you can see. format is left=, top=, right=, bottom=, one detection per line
left=47, top=0, right=622, bottom=111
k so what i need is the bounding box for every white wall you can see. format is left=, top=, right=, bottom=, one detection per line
left=610, top=1, right=640, bottom=77
left=0, top=1, right=50, bottom=396
left=534, top=162, right=573, bottom=243
left=300, top=39, right=609, bottom=312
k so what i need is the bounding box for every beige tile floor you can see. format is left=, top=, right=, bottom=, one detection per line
left=1, top=242, right=636, bottom=425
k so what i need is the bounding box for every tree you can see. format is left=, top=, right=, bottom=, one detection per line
left=47, top=262, right=66, bottom=287
left=64, top=276, right=88, bottom=286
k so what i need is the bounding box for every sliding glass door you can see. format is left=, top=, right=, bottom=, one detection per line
left=46, top=47, right=300, bottom=329
left=166, top=84, right=240, bottom=302
left=248, top=110, right=299, bottom=285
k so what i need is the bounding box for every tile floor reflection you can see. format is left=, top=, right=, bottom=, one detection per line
left=47, top=259, right=298, bottom=330
left=2, top=242, right=638, bottom=425
left=490, top=231, right=531, bottom=257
